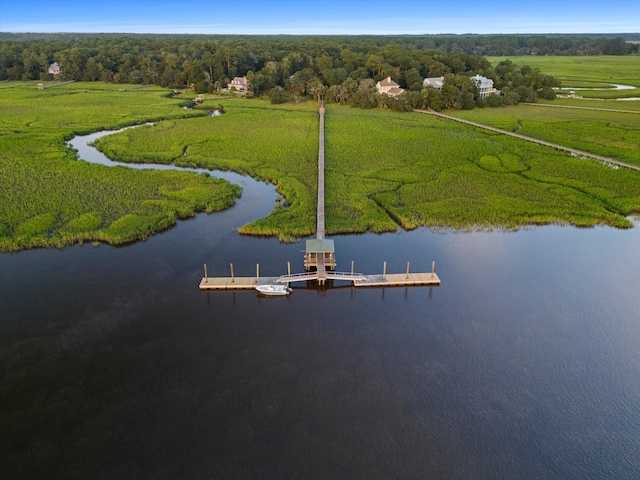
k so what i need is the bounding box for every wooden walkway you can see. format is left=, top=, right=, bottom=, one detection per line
left=521, top=102, right=640, bottom=115
left=38, top=80, right=76, bottom=89
left=317, top=103, right=326, bottom=239
left=200, top=102, right=440, bottom=291
left=416, top=109, right=640, bottom=172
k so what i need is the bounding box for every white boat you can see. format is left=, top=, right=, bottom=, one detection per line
left=255, top=284, right=291, bottom=296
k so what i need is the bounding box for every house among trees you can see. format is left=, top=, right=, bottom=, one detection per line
left=48, top=62, right=61, bottom=76
left=470, top=75, right=498, bottom=98
left=376, top=76, right=404, bottom=97
left=423, top=76, right=444, bottom=89
left=228, top=76, right=247, bottom=92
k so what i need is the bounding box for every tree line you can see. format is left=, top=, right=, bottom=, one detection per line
left=0, top=34, right=569, bottom=110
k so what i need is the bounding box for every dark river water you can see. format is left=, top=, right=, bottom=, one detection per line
left=1, top=131, right=639, bottom=479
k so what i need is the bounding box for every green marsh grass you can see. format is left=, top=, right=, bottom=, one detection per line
left=450, top=105, right=640, bottom=165
left=3, top=83, right=640, bottom=250
left=488, top=55, right=640, bottom=99
left=96, top=98, right=640, bottom=237
left=488, top=55, right=640, bottom=87
left=96, top=98, right=321, bottom=240
left=0, top=82, right=240, bottom=251
left=538, top=97, right=640, bottom=112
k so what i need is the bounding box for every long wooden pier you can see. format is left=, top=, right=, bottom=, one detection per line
left=199, top=265, right=440, bottom=290
left=317, top=103, right=326, bottom=239
left=200, top=102, right=440, bottom=291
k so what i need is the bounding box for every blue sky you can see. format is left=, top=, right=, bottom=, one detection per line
left=1, top=0, right=639, bottom=35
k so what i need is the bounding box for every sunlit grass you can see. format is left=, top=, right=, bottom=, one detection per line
left=0, top=82, right=240, bottom=252
left=450, top=105, right=640, bottom=165
left=97, top=98, right=640, bottom=238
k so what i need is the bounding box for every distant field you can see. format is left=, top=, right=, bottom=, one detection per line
left=472, top=56, right=640, bottom=159
left=451, top=105, right=640, bottom=165
left=487, top=56, right=640, bottom=97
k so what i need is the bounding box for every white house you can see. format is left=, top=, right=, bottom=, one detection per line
left=470, top=75, right=498, bottom=98
left=423, top=76, right=444, bottom=89
left=376, top=76, right=404, bottom=97
left=228, top=76, right=247, bottom=92
left=48, top=62, right=61, bottom=76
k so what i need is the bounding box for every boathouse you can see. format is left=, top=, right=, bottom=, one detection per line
left=304, top=238, right=336, bottom=271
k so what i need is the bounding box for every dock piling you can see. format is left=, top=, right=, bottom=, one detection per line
left=406, top=261, right=410, bottom=279
left=204, top=264, right=208, bottom=283
left=256, top=263, right=259, bottom=282
left=288, top=261, right=291, bottom=276
left=383, top=261, right=387, bottom=280
left=431, top=261, right=435, bottom=278
left=351, top=260, right=354, bottom=276
left=230, top=263, right=235, bottom=283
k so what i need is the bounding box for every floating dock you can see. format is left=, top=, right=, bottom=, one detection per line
left=199, top=276, right=280, bottom=290
left=355, top=272, right=440, bottom=287
left=199, top=265, right=440, bottom=291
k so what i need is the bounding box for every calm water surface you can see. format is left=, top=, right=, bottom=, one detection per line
left=1, top=132, right=639, bottom=479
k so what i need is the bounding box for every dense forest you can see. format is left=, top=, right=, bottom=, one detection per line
left=1, top=33, right=635, bottom=110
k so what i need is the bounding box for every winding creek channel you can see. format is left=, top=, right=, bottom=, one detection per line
left=2, top=126, right=640, bottom=479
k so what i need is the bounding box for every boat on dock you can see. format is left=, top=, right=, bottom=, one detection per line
left=256, top=284, right=291, bottom=296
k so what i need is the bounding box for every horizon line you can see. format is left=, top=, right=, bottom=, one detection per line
left=3, top=31, right=639, bottom=36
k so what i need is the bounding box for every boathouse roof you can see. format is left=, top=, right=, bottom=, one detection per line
left=306, top=238, right=335, bottom=253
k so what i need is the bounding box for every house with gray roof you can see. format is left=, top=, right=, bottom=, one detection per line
left=376, top=76, right=405, bottom=97
left=423, top=76, right=444, bottom=89
left=470, top=75, right=498, bottom=98
left=48, top=62, right=61, bottom=76
left=228, top=76, right=247, bottom=92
